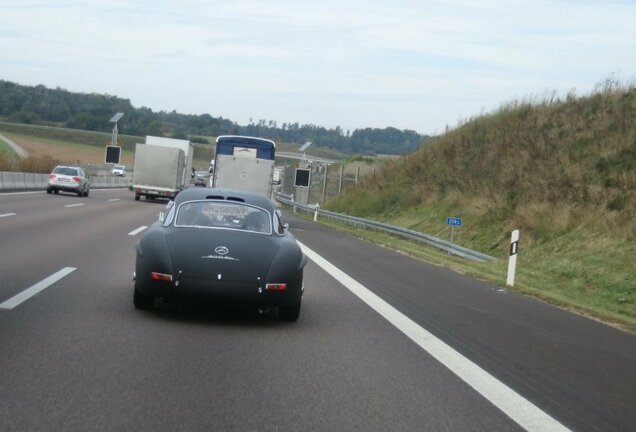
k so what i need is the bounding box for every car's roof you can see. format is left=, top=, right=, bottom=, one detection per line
left=216, top=135, right=276, bottom=147
left=52, top=165, right=82, bottom=172
left=175, top=187, right=276, bottom=211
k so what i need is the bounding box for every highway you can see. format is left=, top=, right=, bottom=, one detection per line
left=1, top=189, right=635, bottom=431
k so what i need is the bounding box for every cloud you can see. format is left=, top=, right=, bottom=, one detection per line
left=1, top=0, right=635, bottom=134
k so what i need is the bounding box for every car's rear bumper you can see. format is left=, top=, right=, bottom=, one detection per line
left=137, top=276, right=302, bottom=307
left=48, top=180, right=82, bottom=192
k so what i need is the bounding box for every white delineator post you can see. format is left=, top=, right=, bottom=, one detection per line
left=314, top=203, right=319, bottom=221
left=507, top=229, right=520, bottom=287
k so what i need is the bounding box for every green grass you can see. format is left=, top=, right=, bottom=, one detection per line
left=4, top=132, right=135, bottom=164
left=0, top=138, right=18, bottom=158
left=0, top=131, right=211, bottom=170
left=0, top=136, right=20, bottom=168
left=289, top=207, right=636, bottom=332
left=0, top=121, right=143, bottom=151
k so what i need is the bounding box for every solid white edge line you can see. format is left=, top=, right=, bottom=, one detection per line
left=297, top=241, right=571, bottom=432
left=0, top=191, right=44, bottom=196
left=64, top=203, right=85, bottom=208
left=128, top=226, right=147, bottom=236
left=0, top=213, right=17, bottom=218
left=0, top=188, right=127, bottom=197
left=0, top=267, right=77, bottom=310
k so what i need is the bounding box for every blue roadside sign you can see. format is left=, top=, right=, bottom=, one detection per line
left=446, top=217, right=463, bottom=227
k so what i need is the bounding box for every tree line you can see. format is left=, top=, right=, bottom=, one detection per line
left=0, top=80, right=428, bottom=155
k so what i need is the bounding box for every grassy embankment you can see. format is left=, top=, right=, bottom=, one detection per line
left=325, top=82, right=636, bottom=331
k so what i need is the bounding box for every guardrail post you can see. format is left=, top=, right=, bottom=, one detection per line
left=291, top=194, right=296, bottom=213
left=314, top=203, right=319, bottom=221
left=321, top=165, right=328, bottom=205
left=506, top=229, right=520, bottom=287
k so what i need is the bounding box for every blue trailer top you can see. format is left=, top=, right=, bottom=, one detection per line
left=216, top=135, right=276, bottom=160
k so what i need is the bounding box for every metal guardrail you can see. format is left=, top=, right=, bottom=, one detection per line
left=274, top=192, right=496, bottom=262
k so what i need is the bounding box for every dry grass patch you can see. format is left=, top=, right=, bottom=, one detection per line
left=5, top=133, right=135, bottom=166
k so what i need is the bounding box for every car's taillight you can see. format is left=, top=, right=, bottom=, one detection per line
left=48, top=174, right=56, bottom=179
left=150, top=272, right=173, bottom=282
left=72, top=177, right=81, bottom=182
left=265, top=283, right=287, bottom=291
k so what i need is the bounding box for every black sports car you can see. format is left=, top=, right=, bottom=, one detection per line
left=133, top=187, right=307, bottom=321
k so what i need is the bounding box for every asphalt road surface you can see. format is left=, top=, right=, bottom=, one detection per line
left=1, top=189, right=635, bottom=431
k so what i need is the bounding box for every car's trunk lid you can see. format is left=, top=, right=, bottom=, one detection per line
left=166, top=228, right=277, bottom=282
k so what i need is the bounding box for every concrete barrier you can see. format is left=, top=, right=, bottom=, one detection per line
left=90, top=176, right=130, bottom=188
left=0, top=171, right=7, bottom=189
left=2, top=172, right=18, bottom=190
left=25, top=172, right=37, bottom=189
left=17, top=173, right=28, bottom=190
left=0, top=171, right=131, bottom=191
left=110, top=177, right=131, bottom=188
left=36, top=173, right=48, bottom=188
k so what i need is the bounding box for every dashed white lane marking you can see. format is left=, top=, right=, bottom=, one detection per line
left=128, top=226, right=147, bottom=236
left=298, top=241, right=571, bottom=432
left=64, top=203, right=85, bottom=208
left=0, top=267, right=77, bottom=310
left=108, top=198, right=121, bottom=202
left=0, top=213, right=17, bottom=218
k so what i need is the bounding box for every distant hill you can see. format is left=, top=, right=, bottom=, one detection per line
left=0, top=79, right=428, bottom=155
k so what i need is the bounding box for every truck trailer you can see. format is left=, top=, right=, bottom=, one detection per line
left=211, top=135, right=276, bottom=197
left=131, top=136, right=194, bottom=201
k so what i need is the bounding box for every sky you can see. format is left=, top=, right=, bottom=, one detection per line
left=1, top=0, right=635, bottom=135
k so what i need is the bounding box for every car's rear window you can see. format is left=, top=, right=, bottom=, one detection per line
left=175, top=201, right=271, bottom=234
left=53, top=167, right=79, bottom=176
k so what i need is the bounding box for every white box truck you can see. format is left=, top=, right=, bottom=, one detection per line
left=145, top=136, right=194, bottom=187
left=272, top=166, right=284, bottom=185
left=131, top=136, right=194, bottom=201
left=212, top=135, right=276, bottom=197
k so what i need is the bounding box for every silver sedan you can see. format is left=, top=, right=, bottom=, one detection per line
left=47, top=165, right=90, bottom=197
